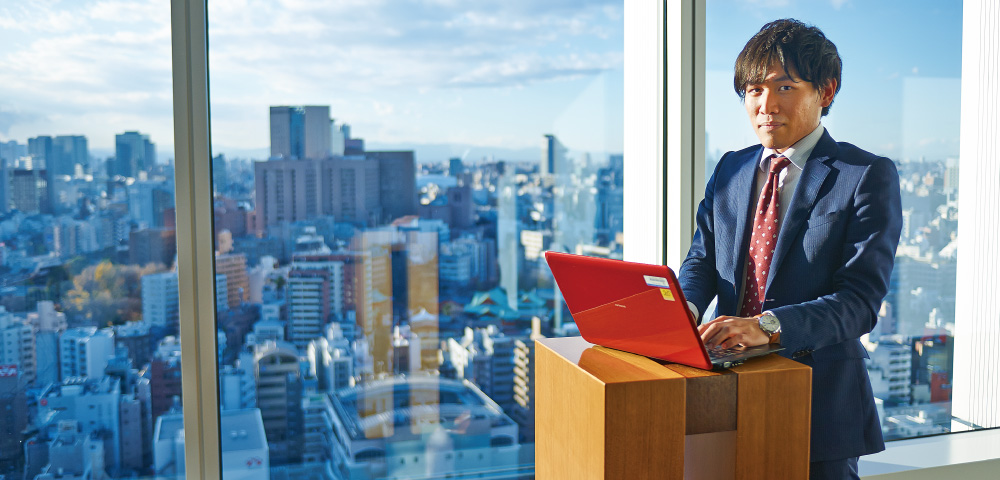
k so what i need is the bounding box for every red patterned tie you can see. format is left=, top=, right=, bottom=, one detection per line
left=739, top=155, right=791, bottom=318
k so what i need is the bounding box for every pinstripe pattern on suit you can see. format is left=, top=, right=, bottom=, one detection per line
left=679, top=129, right=902, bottom=461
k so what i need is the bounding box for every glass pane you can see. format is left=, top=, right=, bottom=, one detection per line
left=0, top=1, right=180, bottom=477
left=705, top=1, right=962, bottom=441
left=207, top=1, right=623, bottom=478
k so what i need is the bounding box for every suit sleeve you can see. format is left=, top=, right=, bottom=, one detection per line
left=771, top=156, right=903, bottom=355
left=678, top=153, right=727, bottom=323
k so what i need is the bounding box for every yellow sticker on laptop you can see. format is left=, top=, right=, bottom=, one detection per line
left=660, top=288, right=675, bottom=301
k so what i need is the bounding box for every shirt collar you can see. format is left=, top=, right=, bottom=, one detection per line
left=759, top=124, right=825, bottom=172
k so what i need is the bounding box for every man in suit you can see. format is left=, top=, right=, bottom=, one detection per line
left=678, top=19, right=902, bottom=480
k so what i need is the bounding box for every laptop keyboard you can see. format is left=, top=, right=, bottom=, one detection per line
left=707, top=346, right=746, bottom=361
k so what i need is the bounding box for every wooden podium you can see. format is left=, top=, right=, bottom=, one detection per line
left=536, top=336, right=811, bottom=479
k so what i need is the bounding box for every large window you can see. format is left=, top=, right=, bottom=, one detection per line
left=705, top=0, right=965, bottom=441
left=0, top=1, right=182, bottom=478
left=206, top=2, right=623, bottom=478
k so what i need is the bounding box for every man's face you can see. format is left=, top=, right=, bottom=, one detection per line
left=744, top=63, right=836, bottom=153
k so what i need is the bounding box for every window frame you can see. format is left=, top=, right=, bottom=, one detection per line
left=169, top=0, right=999, bottom=478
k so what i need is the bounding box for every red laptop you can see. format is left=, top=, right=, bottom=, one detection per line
left=545, top=251, right=782, bottom=370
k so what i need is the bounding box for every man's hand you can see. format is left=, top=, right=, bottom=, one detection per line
left=698, top=316, right=770, bottom=349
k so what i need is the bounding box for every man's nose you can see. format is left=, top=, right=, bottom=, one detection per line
left=759, top=90, right=778, bottom=114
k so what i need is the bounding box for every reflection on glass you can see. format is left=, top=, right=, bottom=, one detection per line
left=0, top=1, right=177, bottom=478
left=209, top=1, right=623, bottom=478
left=705, top=0, right=962, bottom=441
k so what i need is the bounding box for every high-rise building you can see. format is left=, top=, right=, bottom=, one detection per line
left=216, top=252, right=249, bottom=309
left=10, top=168, right=49, bottom=213
left=59, top=327, right=115, bottom=380
left=253, top=341, right=304, bottom=465
left=287, top=230, right=347, bottom=350
left=0, top=307, right=36, bottom=387
left=142, top=271, right=180, bottom=331
left=253, top=156, right=381, bottom=230
left=149, top=336, right=182, bottom=419
left=368, top=150, right=417, bottom=222
left=52, top=135, right=89, bottom=176
left=113, top=131, right=156, bottom=178
left=28, top=135, right=54, bottom=168
left=270, top=105, right=331, bottom=160
left=0, top=368, right=29, bottom=469
left=541, top=134, right=566, bottom=176
left=128, top=227, right=177, bottom=267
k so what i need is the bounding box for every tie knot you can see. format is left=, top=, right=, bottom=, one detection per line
left=768, top=155, right=790, bottom=175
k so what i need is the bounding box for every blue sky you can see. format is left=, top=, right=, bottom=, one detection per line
left=706, top=0, right=963, bottom=163
left=0, top=0, right=624, bottom=162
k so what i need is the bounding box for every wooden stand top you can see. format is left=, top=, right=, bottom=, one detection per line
left=537, top=336, right=809, bottom=384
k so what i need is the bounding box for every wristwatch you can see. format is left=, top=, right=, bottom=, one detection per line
left=757, top=312, right=781, bottom=339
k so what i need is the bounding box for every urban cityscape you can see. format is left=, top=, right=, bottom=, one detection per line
left=0, top=100, right=957, bottom=480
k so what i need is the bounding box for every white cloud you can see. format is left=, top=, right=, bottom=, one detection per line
left=0, top=0, right=624, bottom=153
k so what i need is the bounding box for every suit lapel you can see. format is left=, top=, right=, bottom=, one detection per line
left=765, top=132, right=837, bottom=293
left=726, top=147, right=763, bottom=301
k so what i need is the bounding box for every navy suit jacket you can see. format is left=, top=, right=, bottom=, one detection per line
left=679, top=130, right=902, bottom=461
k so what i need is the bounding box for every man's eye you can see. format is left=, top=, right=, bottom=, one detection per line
left=779, top=85, right=793, bottom=91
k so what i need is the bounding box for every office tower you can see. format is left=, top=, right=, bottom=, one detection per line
left=253, top=156, right=381, bottom=230
left=300, top=393, right=332, bottom=463
left=288, top=230, right=345, bottom=350
left=511, top=336, right=538, bottom=442
left=0, top=368, right=29, bottom=469
left=39, top=376, right=123, bottom=470
left=0, top=158, right=8, bottom=214
left=149, top=336, right=182, bottom=419
left=128, top=179, right=175, bottom=228
left=154, top=409, right=269, bottom=479
left=129, top=227, right=177, bottom=267
left=113, top=131, right=156, bottom=178
left=29, top=301, right=66, bottom=387
left=28, top=135, right=54, bottom=167
left=0, top=307, right=36, bottom=387
left=270, top=105, right=331, bottom=160
left=59, top=327, right=115, bottom=380
left=212, top=153, right=229, bottom=192
left=868, top=342, right=914, bottom=405
left=253, top=341, right=304, bottom=465
left=10, top=167, right=49, bottom=213
left=52, top=135, right=89, bottom=177
left=368, top=150, right=417, bottom=222
left=0, top=139, right=26, bottom=163
left=115, top=321, right=153, bottom=368
left=449, top=157, right=464, bottom=177
left=446, top=326, right=516, bottom=413
left=595, top=154, right=625, bottom=245
left=216, top=252, right=249, bottom=309
left=541, top=134, right=567, bottom=176
left=497, top=172, right=520, bottom=309
left=142, top=271, right=180, bottom=331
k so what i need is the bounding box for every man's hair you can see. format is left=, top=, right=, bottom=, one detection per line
left=734, top=19, right=842, bottom=116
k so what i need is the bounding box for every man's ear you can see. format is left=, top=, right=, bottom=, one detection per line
left=820, top=79, right=837, bottom=107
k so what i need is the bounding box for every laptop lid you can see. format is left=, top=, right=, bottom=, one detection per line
left=545, top=251, right=781, bottom=370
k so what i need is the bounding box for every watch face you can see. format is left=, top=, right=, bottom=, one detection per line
left=760, top=315, right=779, bottom=334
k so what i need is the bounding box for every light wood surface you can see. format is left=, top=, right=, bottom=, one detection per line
left=536, top=337, right=812, bottom=479
left=732, top=354, right=812, bottom=479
